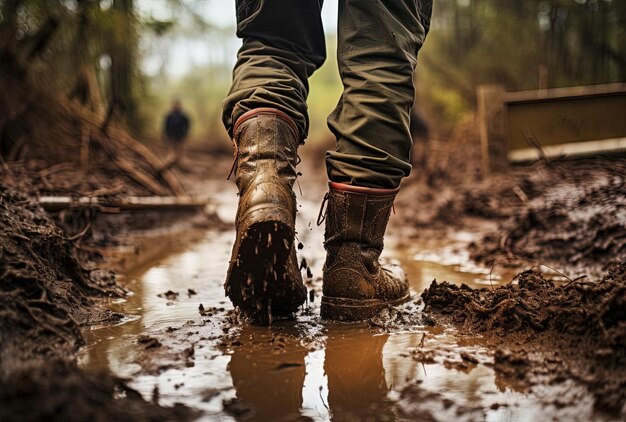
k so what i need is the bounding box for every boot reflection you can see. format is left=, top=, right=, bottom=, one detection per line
left=324, top=329, right=394, bottom=421
left=227, top=326, right=307, bottom=421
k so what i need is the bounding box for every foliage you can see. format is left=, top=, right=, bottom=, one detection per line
left=418, top=0, right=625, bottom=136
left=1, top=0, right=623, bottom=144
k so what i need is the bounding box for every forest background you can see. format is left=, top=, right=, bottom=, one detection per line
left=2, top=0, right=624, bottom=152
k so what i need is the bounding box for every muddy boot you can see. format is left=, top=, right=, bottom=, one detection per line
left=225, top=108, right=306, bottom=325
left=319, top=182, right=409, bottom=321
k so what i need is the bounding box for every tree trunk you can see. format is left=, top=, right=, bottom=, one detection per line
left=109, top=0, right=138, bottom=134
left=69, top=0, right=104, bottom=115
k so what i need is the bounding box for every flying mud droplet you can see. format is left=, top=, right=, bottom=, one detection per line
left=297, top=242, right=304, bottom=250
left=306, top=267, right=313, bottom=279
left=299, top=257, right=307, bottom=270
left=309, top=290, right=315, bottom=303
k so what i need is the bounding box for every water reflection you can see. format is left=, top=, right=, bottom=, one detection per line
left=77, top=178, right=604, bottom=421
left=227, top=326, right=307, bottom=421
left=324, top=329, right=393, bottom=421
left=226, top=324, right=396, bottom=421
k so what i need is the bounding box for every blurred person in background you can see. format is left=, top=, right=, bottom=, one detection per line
left=163, top=99, right=190, bottom=167
left=223, top=0, right=431, bottom=324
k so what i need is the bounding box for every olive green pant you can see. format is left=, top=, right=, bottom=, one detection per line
left=223, top=0, right=431, bottom=189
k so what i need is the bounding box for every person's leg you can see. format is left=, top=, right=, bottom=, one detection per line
left=165, top=140, right=177, bottom=165
left=223, top=0, right=326, bottom=324
left=326, top=0, right=432, bottom=188
left=174, top=140, right=184, bottom=165
left=222, top=0, right=326, bottom=140
left=320, top=0, right=432, bottom=321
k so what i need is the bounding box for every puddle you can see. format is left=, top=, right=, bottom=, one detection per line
left=78, top=178, right=602, bottom=421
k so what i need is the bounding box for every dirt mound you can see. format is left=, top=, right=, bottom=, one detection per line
left=0, top=359, right=198, bottom=422
left=398, top=154, right=626, bottom=276
left=0, top=179, right=199, bottom=418
left=0, top=183, right=124, bottom=361
left=422, top=264, right=626, bottom=415
left=422, top=264, right=626, bottom=344
left=470, top=161, right=626, bottom=274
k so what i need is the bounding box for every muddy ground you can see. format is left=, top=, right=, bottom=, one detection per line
left=421, top=265, right=626, bottom=416
left=0, top=171, right=202, bottom=421
left=395, top=125, right=626, bottom=277
left=1, top=125, right=626, bottom=421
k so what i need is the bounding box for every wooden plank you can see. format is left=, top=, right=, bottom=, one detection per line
left=478, top=83, right=626, bottom=173
left=509, top=137, right=626, bottom=162
left=38, top=196, right=209, bottom=212
left=477, top=85, right=508, bottom=174
left=506, top=93, right=626, bottom=152
left=504, top=83, right=626, bottom=103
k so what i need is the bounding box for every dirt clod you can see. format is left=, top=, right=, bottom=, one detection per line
left=158, top=290, right=179, bottom=301
left=223, top=398, right=252, bottom=417
left=422, top=263, right=626, bottom=415
left=138, top=335, right=162, bottom=349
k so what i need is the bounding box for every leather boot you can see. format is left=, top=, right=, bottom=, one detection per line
left=319, top=182, right=409, bottom=321
left=225, top=108, right=306, bottom=325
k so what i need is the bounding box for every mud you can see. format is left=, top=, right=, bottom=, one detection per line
left=397, top=124, right=626, bottom=277
left=0, top=359, right=198, bottom=422
left=0, top=183, right=122, bottom=361
left=3, top=123, right=626, bottom=421
left=0, top=178, right=199, bottom=420
left=471, top=162, right=626, bottom=274
left=68, top=172, right=621, bottom=421
left=422, top=264, right=626, bottom=415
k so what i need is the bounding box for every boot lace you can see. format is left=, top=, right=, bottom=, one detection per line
left=226, top=142, right=238, bottom=180
left=317, top=192, right=329, bottom=226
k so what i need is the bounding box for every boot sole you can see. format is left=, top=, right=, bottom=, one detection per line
left=320, top=293, right=410, bottom=322
left=226, top=207, right=296, bottom=325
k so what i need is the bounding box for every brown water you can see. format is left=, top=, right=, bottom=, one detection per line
left=78, top=179, right=599, bottom=421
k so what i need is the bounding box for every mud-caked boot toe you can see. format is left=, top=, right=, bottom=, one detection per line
left=320, top=182, right=410, bottom=321
left=225, top=108, right=306, bottom=325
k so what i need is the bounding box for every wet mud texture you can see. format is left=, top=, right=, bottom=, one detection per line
left=0, top=359, right=198, bottom=422
left=0, top=184, right=122, bottom=361
left=0, top=182, right=196, bottom=420
left=470, top=160, right=626, bottom=274
left=397, top=118, right=626, bottom=276
left=422, top=263, right=626, bottom=416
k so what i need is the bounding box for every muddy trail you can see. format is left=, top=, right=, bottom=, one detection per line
left=67, top=172, right=625, bottom=422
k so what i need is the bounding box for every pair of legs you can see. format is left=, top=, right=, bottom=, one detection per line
left=165, top=138, right=185, bottom=166
left=223, top=0, right=431, bottom=323
left=224, top=0, right=432, bottom=188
